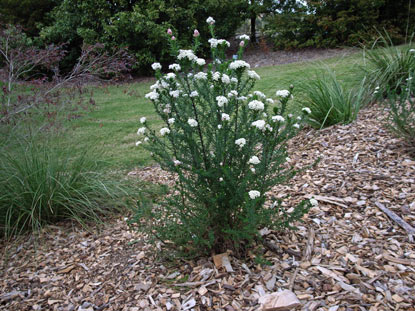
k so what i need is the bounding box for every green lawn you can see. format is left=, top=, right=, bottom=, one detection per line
left=63, top=49, right=367, bottom=172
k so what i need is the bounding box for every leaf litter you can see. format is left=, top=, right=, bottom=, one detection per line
left=1, top=105, right=415, bottom=311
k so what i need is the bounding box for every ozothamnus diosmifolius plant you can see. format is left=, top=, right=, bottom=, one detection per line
left=131, top=18, right=312, bottom=258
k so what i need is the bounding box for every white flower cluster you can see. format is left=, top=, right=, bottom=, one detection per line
left=239, top=34, right=250, bottom=41
left=302, top=107, right=311, bottom=114
left=140, top=117, right=146, bottom=124
left=145, top=91, right=159, bottom=101
left=188, top=118, right=198, bottom=127
left=165, top=72, right=176, bottom=80
left=248, top=190, right=260, bottom=199
left=248, top=70, right=260, bottom=80
left=251, top=120, right=266, bottom=130
left=169, top=63, right=181, bottom=71
left=195, top=58, right=206, bottom=66
left=235, top=138, right=246, bottom=148
left=137, top=127, right=146, bottom=135
left=168, top=118, right=175, bottom=124
left=276, top=90, right=290, bottom=98
left=208, top=38, right=230, bottom=48
left=221, top=113, right=230, bottom=121
left=248, top=156, right=260, bottom=165
left=229, top=60, right=250, bottom=70
left=160, top=128, right=170, bottom=136
left=248, top=100, right=264, bottom=111
left=169, top=90, right=180, bottom=98
left=151, top=62, right=161, bottom=70
left=189, top=91, right=199, bottom=98
left=194, top=72, right=207, bottom=80
left=221, top=74, right=230, bottom=84
left=206, top=16, right=215, bottom=25
left=272, top=115, right=285, bottom=123
left=216, top=96, right=228, bottom=107
left=253, top=91, right=266, bottom=99
left=177, top=49, right=197, bottom=61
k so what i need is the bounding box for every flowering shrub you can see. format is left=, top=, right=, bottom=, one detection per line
left=131, top=18, right=311, bottom=257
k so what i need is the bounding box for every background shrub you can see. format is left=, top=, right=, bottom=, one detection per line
left=301, top=70, right=368, bottom=128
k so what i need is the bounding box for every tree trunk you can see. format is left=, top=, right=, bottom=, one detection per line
left=250, top=14, right=257, bottom=44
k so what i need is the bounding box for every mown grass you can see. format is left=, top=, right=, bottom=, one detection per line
left=62, top=49, right=366, bottom=171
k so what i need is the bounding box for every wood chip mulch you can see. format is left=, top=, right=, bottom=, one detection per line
left=1, top=105, right=415, bottom=311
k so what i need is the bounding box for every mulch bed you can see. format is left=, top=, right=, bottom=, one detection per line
left=1, top=104, right=415, bottom=311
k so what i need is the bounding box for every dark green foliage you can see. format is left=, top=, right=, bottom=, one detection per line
left=41, top=0, right=247, bottom=74
left=301, top=70, right=368, bottom=128
left=0, top=0, right=58, bottom=37
left=264, top=0, right=415, bottom=49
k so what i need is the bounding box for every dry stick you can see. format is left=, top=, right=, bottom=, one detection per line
left=289, top=267, right=299, bottom=291
left=375, top=202, right=415, bottom=242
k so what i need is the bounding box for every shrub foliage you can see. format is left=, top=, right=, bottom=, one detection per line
left=130, top=21, right=311, bottom=257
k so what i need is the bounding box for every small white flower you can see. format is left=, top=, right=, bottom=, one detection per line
left=276, top=90, right=290, bottom=98
left=248, top=156, right=260, bottom=165
left=163, top=104, right=171, bottom=114
left=221, top=74, right=230, bottom=84
left=288, top=114, right=293, bottom=118
left=194, top=72, right=207, bottom=80
left=248, top=190, right=260, bottom=199
left=286, top=157, right=291, bottom=162
left=297, top=116, right=302, bottom=121
left=407, top=76, right=413, bottom=81
left=254, top=91, right=266, bottom=99
left=239, top=34, right=250, bottom=41
left=177, top=49, right=197, bottom=61
left=160, top=127, right=171, bottom=136
left=137, top=127, right=146, bottom=135
left=229, top=60, right=250, bottom=70
left=168, top=118, right=175, bottom=124
left=251, top=120, right=266, bottom=130
left=228, top=90, right=238, bottom=97
left=221, top=113, right=230, bottom=121
left=218, top=124, right=222, bottom=129
left=188, top=118, right=198, bottom=127
left=140, top=117, right=146, bottom=124
left=145, top=91, right=159, bottom=101
left=266, top=98, right=274, bottom=104
left=216, top=96, right=228, bottom=107
left=188, top=73, right=193, bottom=78
left=212, top=72, right=220, bottom=81
left=169, top=63, right=181, bottom=71
left=190, top=91, right=199, bottom=97
left=151, top=62, right=161, bottom=70
left=237, top=96, right=247, bottom=101
left=235, top=138, right=246, bottom=148
left=206, top=16, right=215, bottom=25
left=247, top=70, right=260, bottom=80
left=266, top=124, right=273, bottom=132
left=272, top=115, right=285, bottom=123
left=231, top=77, right=238, bottom=83
left=208, top=38, right=229, bottom=48
left=173, top=160, right=182, bottom=166
left=410, top=49, right=415, bottom=53
left=169, top=90, right=180, bottom=98
left=310, top=198, right=318, bottom=206
left=251, top=167, right=256, bottom=173
left=135, top=141, right=142, bottom=146
left=144, top=137, right=149, bottom=142
left=248, top=100, right=264, bottom=111
left=195, top=58, right=206, bottom=66
left=293, top=123, right=300, bottom=129
left=302, top=107, right=311, bottom=114
left=165, top=72, right=176, bottom=80
left=219, top=177, right=223, bottom=182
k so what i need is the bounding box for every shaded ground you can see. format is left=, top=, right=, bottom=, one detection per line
left=1, top=104, right=415, bottom=311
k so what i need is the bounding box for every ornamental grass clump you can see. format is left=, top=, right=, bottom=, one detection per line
left=131, top=18, right=311, bottom=257
left=384, top=73, right=415, bottom=154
